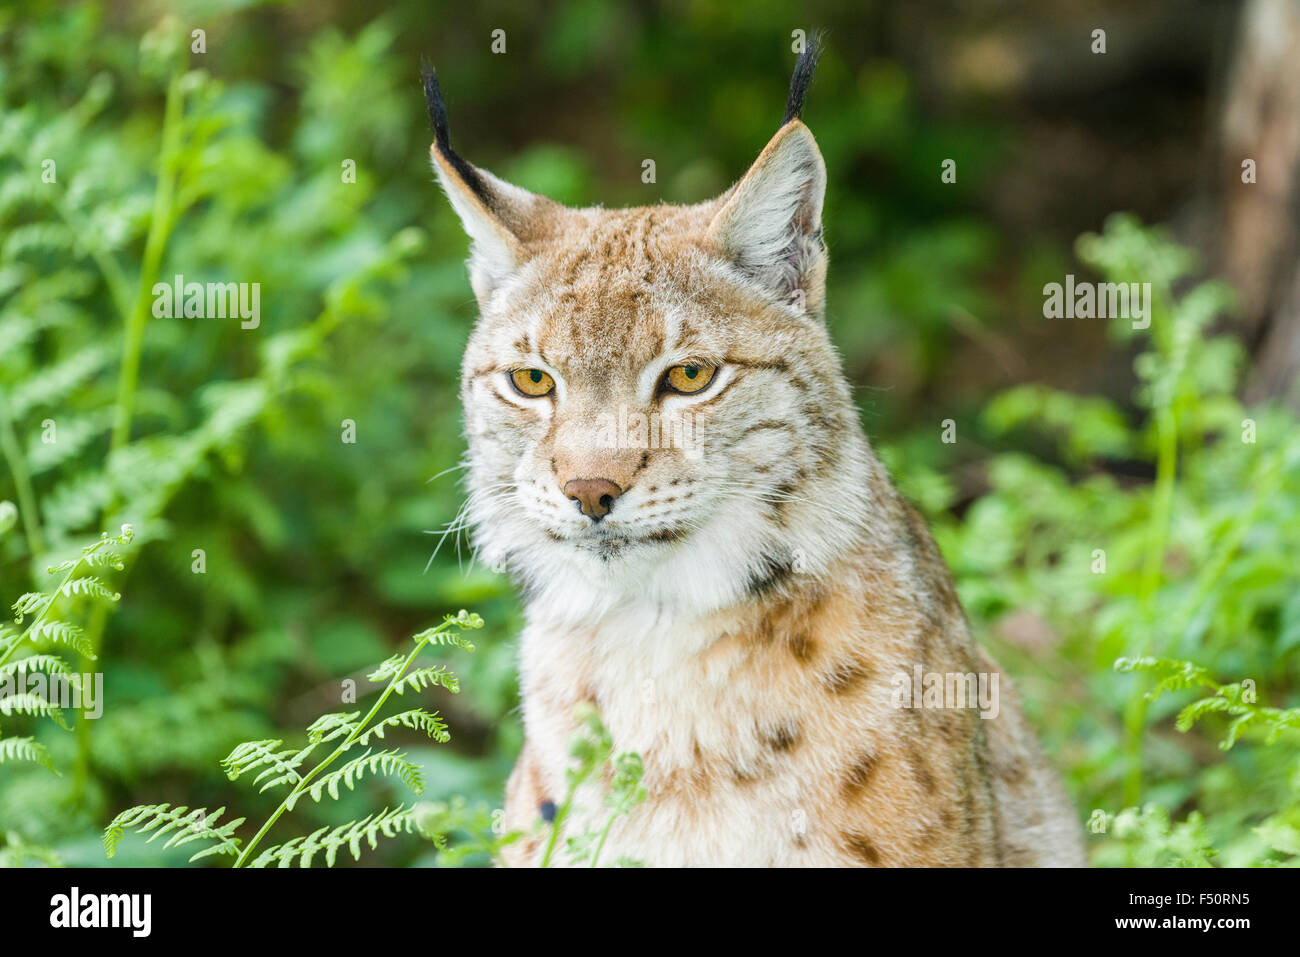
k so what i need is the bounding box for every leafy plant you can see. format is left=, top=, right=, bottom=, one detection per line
left=1, top=3, right=462, bottom=864
left=1090, top=805, right=1219, bottom=868
left=1092, top=656, right=1300, bottom=866
left=539, top=704, right=648, bottom=868
left=1, top=525, right=133, bottom=775
left=3, top=0, right=1296, bottom=871
left=906, top=214, right=1300, bottom=867
left=104, top=609, right=483, bottom=867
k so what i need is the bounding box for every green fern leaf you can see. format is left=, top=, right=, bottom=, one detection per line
left=0, top=735, right=55, bottom=773
left=0, top=654, right=71, bottom=681
left=391, top=664, right=459, bottom=696
left=288, top=748, right=424, bottom=810
left=0, top=692, right=68, bottom=729
left=367, top=652, right=405, bottom=683
left=11, top=591, right=51, bottom=620
left=32, top=619, right=96, bottom=659
left=221, top=738, right=312, bottom=791
left=103, top=804, right=244, bottom=861
left=305, top=710, right=360, bottom=744
left=60, top=575, right=121, bottom=603
left=249, top=806, right=417, bottom=868
left=358, top=708, right=449, bottom=745
left=411, top=626, right=476, bottom=653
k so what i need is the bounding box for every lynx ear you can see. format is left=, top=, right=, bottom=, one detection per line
left=706, top=37, right=827, bottom=314
left=422, top=64, right=555, bottom=307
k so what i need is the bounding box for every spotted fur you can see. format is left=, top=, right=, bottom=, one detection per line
left=426, top=44, right=1084, bottom=867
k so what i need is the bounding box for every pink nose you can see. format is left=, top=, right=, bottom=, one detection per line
left=563, top=478, right=623, bottom=520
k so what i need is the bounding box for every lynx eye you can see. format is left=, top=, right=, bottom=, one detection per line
left=509, top=368, right=555, bottom=398
left=663, top=362, right=718, bottom=395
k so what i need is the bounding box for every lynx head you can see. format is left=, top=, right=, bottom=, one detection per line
left=427, top=38, right=876, bottom=623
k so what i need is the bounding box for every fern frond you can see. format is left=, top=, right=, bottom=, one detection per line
left=60, top=575, right=121, bottom=603
left=1120, top=656, right=1300, bottom=750
left=103, top=804, right=244, bottom=861
left=367, top=652, right=404, bottom=683
left=31, top=619, right=96, bottom=659
left=11, top=591, right=51, bottom=620
left=2, top=221, right=76, bottom=262
left=1115, top=655, right=1215, bottom=699
left=0, top=692, right=67, bottom=728
left=411, top=626, right=476, bottom=653
left=26, top=410, right=112, bottom=475
left=391, top=664, right=459, bottom=696
left=305, top=710, right=360, bottom=744
left=40, top=472, right=116, bottom=538
left=249, top=806, right=417, bottom=868
left=0, top=654, right=71, bottom=681
left=7, top=344, right=111, bottom=418
left=0, top=735, right=55, bottom=772
left=285, top=748, right=424, bottom=810
left=221, top=738, right=313, bottom=791
left=358, top=708, right=449, bottom=745
left=44, top=531, right=130, bottom=573
left=81, top=547, right=126, bottom=569
left=1178, top=694, right=1300, bottom=749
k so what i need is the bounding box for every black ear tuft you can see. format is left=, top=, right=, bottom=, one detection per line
left=420, top=57, right=451, bottom=151
left=420, top=58, right=492, bottom=208
left=782, top=31, right=825, bottom=127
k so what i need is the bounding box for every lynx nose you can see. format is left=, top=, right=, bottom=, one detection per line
left=563, top=478, right=623, bottom=520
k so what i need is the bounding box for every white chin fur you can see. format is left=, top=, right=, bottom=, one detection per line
left=469, top=469, right=868, bottom=642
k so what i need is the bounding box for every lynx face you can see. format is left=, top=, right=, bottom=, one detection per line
left=429, top=67, right=874, bottom=622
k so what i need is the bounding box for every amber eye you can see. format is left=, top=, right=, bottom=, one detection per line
left=509, top=368, right=555, bottom=397
left=664, top=362, right=717, bottom=395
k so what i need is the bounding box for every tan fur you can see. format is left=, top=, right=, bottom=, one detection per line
left=431, top=107, right=1085, bottom=867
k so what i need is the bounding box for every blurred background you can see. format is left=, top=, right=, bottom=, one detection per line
left=1, top=0, right=1298, bottom=867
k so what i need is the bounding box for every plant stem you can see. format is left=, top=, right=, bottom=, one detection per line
left=71, top=71, right=185, bottom=799
left=539, top=783, right=579, bottom=868
left=1122, top=402, right=1178, bottom=805
left=590, top=810, right=619, bottom=868
left=233, top=624, right=445, bottom=867
left=540, top=750, right=604, bottom=868
left=0, top=537, right=114, bottom=671
left=109, top=71, right=183, bottom=453
left=0, top=395, right=45, bottom=559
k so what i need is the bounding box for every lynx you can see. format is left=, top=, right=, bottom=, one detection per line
left=423, top=39, right=1085, bottom=867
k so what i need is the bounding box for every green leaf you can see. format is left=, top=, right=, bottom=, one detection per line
left=0, top=735, right=56, bottom=773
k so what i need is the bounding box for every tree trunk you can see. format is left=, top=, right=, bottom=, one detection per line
left=1215, top=0, right=1300, bottom=405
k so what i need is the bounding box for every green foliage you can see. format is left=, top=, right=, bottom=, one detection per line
left=910, top=214, right=1300, bottom=868
left=1, top=0, right=520, bottom=865
left=0, top=525, right=133, bottom=772
left=248, top=806, right=419, bottom=869
left=1117, top=656, right=1300, bottom=749
left=410, top=795, right=514, bottom=866
left=1091, top=805, right=1219, bottom=868
left=538, top=704, right=648, bottom=868
left=0, top=736, right=54, bottom=774
left=102, top=804, right=245, bottom=863
left=104, top=610, right=482, bottom=867
left=1, top=0, right=1295, bottom=871
left=1096, top=656, right=1300, bottom=866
